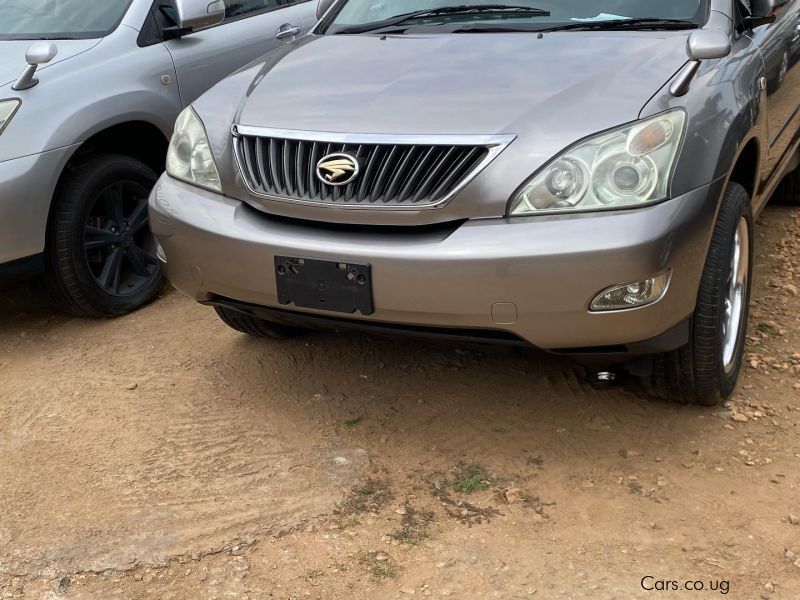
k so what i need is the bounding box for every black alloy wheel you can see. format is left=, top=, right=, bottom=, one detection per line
left=45, top=154, right=164, bottom=316
left=83, top=180, right=159, bottom=296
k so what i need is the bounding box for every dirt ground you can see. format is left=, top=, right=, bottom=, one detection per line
left=1, top=205, right=799, bottom=600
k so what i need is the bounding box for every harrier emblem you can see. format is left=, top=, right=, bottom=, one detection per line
left=316, top=153, right=360, bottom=186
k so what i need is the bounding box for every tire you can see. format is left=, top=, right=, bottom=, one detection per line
left=773, top=166, right=800, bottom=205
left=214, top=305, right=303, bottom=339
left=645, top=182, right=753, bottom=405
left=45, top=154, right=164, bottom=317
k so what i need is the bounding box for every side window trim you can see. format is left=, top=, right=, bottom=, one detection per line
left=198, top=0, right=314, bottom=34
left=138, top=0, right=313, bottom=45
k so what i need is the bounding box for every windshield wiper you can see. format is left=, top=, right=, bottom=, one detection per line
left=535, top=18, right=698, bottom=33
left=333, top=4, right=550, bottom=35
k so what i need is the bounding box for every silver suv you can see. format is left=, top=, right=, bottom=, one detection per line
left=150, top=0, right=800, bottom=404
left=0, top=0, right=317, bottom=315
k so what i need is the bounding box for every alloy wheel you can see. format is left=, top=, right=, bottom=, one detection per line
left=82, top=181, right=160, bottom=297
left=721, top=217, right=750, bottom=374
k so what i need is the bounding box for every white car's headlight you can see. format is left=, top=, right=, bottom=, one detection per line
left=166, top=107, right=221, bottom=192
left=509, top=110, right=686, bottom=215
left=0, top=100, right=21, bottom=136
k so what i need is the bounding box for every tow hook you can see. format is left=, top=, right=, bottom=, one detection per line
left=588, top=371, right=618, bottom=389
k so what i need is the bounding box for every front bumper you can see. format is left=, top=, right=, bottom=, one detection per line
left=149, top=175, right=723, bottom=351
left=0, top=145, right=79, bottom=266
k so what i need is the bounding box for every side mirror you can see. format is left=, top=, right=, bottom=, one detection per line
left=26, top=42, right=58, bottom=66
left=173, top=0, right=226, bottom=31
left=12, top=42, right=58, bottom=91
left=687, top=29, right=732, bottom=60
left=316, top=0, right=337, bottom=20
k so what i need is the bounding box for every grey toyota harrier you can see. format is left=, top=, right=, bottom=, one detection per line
left=150, top=0, right=800, bottom=404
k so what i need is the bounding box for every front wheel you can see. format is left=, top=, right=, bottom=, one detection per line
left=214, top=305, right=305, bottom=339
left=45, top=154, right=164, bottom=317
left=645, top=182, right=753, bottom=405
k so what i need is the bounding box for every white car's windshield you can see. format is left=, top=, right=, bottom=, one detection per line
left=0, top=0, right=132, bottom=40
left=326, top=0, right=708, bottom=33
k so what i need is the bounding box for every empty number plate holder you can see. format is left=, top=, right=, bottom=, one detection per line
left=274, top=256, right=374, bottom=315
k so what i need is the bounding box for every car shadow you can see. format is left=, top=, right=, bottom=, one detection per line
left=210, top=321, right=714, bottom=478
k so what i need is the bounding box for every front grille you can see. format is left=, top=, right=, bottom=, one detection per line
left=233, top=128, right=512, bottom=209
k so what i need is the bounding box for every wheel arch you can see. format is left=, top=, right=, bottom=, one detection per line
left=46, top=119, right=170, bottom=250
left=60, top=119, right=170, bottom=182
left=726, top=136, right=761, bottom=202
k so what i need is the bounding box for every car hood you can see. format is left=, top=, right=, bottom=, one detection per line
left=236, top=31, right=690, bottom=136
left=0, top=39, right=101, bottom=88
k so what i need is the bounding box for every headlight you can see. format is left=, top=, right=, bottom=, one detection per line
left=0, top=100, right=21, bottom=136
left=166, top=107, right=221, bottom=192
left=509, top=110, right=686, bottom=215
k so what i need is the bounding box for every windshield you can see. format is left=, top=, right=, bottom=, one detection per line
left=325, top=0, right=708, bottom=33
left=0, top=0, right=132, bottom=40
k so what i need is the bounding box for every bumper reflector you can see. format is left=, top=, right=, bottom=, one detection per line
left=590, top=270, right=671, bottom=312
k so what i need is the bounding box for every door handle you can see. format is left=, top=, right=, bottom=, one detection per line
left=275, top=24, right=301, bottom=40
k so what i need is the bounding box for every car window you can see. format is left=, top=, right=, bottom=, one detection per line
left=223, top=0, right=299, bottom=20
left=0, top=0, right=132, bottom=40
left=328, top=0, right=708, bottom=31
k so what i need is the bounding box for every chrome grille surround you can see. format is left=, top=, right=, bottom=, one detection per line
left=232, top=125, right=515, bottom=211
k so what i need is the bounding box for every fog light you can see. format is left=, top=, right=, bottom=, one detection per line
left=590, top=270, right=670, bottom=312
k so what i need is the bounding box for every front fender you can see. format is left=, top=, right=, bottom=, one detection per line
left=641, top=36, right=767, bottom=199
left=0, top=28, right=181, bottom=163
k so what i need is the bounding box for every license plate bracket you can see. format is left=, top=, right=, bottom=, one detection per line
left=274, top=256, right=374, bottom=315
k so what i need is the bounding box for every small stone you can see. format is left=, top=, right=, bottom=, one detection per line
left=788, top=515, right=800, bottom=526
left=374, top=553, right=389, bottom=562
left=785, top=549, right=796, bottom=560
left=52, top=576, right=70, bottom=592
left=399, top=588, right=415, bottom=595
left=133, top=573, right=143, bottom=582
left=503, top=487, right=523, bottom=504
left=126, top=383, right=138, bottom=391
left=795, top=558, right=800, bottom=569
left=732, top=413, right=749, bottom=423
left=395, top=507, right=408, bottom=515
left=765, top=582, right=775, bottom=593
